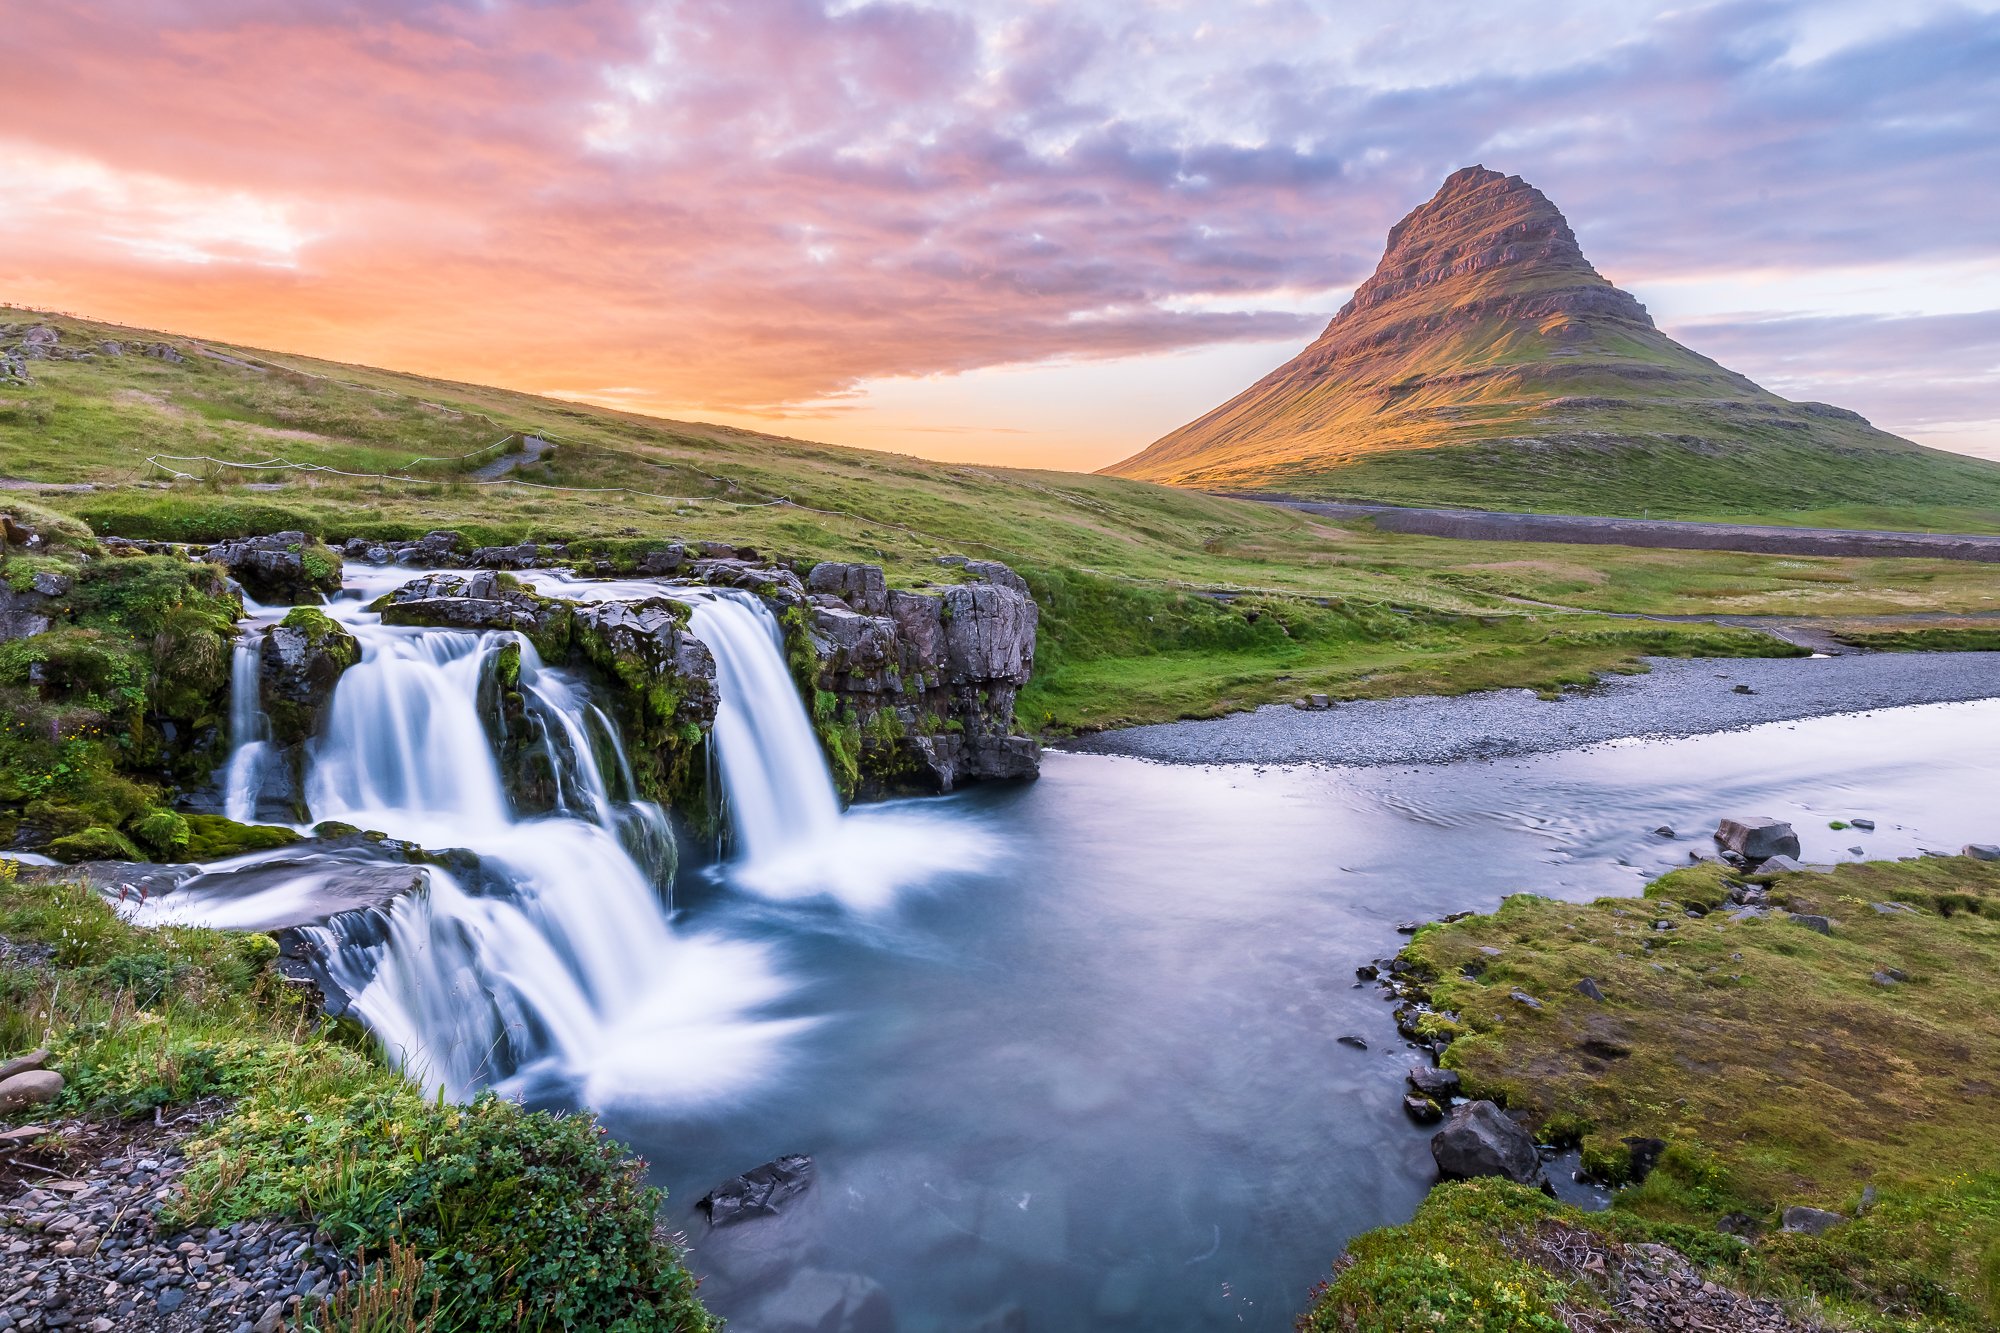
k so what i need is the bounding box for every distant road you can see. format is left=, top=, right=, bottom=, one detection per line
left=1222, top=494, right=2000, bottom=562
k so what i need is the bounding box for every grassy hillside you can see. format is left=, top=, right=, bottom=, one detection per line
left=3, top=309, right=1998, bottom=734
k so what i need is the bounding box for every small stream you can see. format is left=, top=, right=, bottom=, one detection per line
left=121, top=564, right=2000, bottom=1332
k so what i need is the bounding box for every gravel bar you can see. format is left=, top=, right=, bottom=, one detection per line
left=1064, top=651, right=2000, bottom=767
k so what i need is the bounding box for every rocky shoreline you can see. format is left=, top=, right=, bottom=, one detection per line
left=1067, top=649, right=2000, bottom=767
left=1305, top=835, right=2000, bottom=1330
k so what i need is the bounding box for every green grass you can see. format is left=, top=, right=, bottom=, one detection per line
left=1312, top=857, right=2000, bottom=1331
left=0, top=865, right=717, bottom=1332
left=1834, top=624, right=2000, bottom=652
left=6, top=311, right=1998, bottom=739
left=1246, top=435, right=2000, bottom=525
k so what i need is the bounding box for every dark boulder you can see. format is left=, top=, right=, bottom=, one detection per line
left=1408, top=1066, right=1461, bottom=1099
left=698, top=1154, right=816, bottom=1227
left=1403, top=1095, right=1443, bottom=1125
left=1965, top=844, right=2000, bottom=862
left=260, top=607, right=361, bottom=744
left=1574, top=976, right=1607, bottom=1002
left=1713, top=816, right=1801, bottom=862
left=1430, top=1100, right=1547, bottom=1187
left=1780, top=1205, right=1846, bottom=1236
left=207, top=532, right=344, bottom=605
left=1621, top=1136, right=1667, bottom=1183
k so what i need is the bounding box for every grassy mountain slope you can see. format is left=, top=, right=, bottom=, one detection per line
left=3, top=308, right=1997, bottom=734
left=1103, top=167, right=2000, bottom=519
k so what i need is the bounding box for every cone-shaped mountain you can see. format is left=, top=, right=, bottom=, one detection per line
left=1106, top=166, right=2000, bottom=516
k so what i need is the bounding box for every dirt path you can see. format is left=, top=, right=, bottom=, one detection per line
left=1225, top=494, right=2000, bottom=562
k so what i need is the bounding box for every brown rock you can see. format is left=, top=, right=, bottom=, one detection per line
left=0, top=1068, right=63, bottom=1113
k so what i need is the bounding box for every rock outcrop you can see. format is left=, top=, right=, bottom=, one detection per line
left=259, top=607, right=360, bottom=745
left=370, top=570, right=572, bottom=656
left=799, top=559, right=1040, bottom=795
left=205, top=532, right=344, bottom=605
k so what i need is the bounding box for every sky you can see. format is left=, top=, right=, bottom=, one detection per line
left=4, top=0, right=1999, bottom=472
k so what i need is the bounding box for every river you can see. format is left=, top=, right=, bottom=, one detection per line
left=125, top=565, right=2000, bottom=1332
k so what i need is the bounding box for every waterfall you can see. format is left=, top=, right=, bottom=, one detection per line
left=174, top=565, right=990, bottom=1105
left=220, top=611, right=273, bottom=822
left=683, top=593, right=842, bottom=862
left=197, top=575, right=802, bottom=1105
left=676, top=589, right=991, bottom=911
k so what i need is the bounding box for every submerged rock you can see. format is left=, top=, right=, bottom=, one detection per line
left=697, top=1154, right=816, bottom=1227
left=1430, top=1100, right=1547, bottom=1187
left=1713, top=816, right=1801, bottom=862
left=750, top=1267, right=894, bottom=1333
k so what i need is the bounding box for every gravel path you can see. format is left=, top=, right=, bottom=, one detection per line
left=1065, top=651, right=2000, bottom=767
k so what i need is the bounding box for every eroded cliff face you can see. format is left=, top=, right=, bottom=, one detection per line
left=798, top=558, right=1039, bottom=798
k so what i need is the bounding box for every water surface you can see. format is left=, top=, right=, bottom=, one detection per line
left=625, top=700, right=2000, bottom=1332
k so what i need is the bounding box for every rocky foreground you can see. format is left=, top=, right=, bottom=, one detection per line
left=0, top=1102, right=348, bottom=1333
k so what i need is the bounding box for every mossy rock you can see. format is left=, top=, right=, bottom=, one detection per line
left=260, top=606, right=361, bottom=745
left=48, top=825, right=144, bottom=863
left=183, top=813, right=304, bottom=860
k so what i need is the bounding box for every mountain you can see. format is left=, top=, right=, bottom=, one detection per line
left=1104, top=166, right=2000, bottom=517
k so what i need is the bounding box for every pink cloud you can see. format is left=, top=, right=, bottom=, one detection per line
left=2, top=0, right=1997, bottom=458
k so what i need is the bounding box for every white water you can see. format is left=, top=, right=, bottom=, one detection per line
left=179, top=566, right=986, bottom=1102
left=675, top=589, right=996, bottom=911
left=219, top=593, right=276, bottom=822
left=200, top=572, right=807, bottom=1104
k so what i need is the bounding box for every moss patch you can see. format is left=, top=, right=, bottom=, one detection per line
left=1337, top=857, right=2000, bottom=1331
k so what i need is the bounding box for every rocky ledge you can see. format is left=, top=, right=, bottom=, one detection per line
left=360, top=553, right=1041, bottom=801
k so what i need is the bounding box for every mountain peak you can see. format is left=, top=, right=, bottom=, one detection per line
left=1341, top=165, right=1646, bottom=327
left=1100, top=166, right=1946, bottom=511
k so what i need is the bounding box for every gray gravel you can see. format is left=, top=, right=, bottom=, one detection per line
left=0, top=1106, right=348, bottom=1332
left=1064, top=651, right=2000, bottom=767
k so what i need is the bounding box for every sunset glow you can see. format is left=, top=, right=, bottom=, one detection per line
left=6, top=0, right=1999, bottom=467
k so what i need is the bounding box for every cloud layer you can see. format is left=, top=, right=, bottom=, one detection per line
left=4, top=0, right=1998, bottom=458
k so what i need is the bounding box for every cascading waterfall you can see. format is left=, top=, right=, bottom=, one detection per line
left=202, top=576, right=804, bottom=1105
left=683, top=592, right=842, bottom=861
left=183, top=566, right=983, bottom=1105
left=675, top=588, right=993, bottom=910
left=220, top=601, right=274, bottom=822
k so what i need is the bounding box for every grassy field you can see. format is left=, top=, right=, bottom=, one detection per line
left=1306, top=857, right=2000, bottom=1332
left=5, top=310, right=1999, bottom=734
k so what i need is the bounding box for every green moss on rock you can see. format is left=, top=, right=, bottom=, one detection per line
left=48, top=824, right=144, bottom=863
left=183, top=813, right=304, bottom=859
